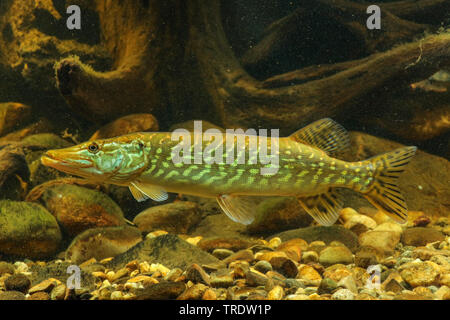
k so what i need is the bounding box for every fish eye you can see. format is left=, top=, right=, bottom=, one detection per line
left=138, top=142, right=144, bottom=149
left=87, top=142, right=99, bottom=153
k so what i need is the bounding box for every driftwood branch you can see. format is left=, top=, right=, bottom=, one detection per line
left=49, top=0, right=450, bottom=136
left=241, top=0, right=432, bottom=77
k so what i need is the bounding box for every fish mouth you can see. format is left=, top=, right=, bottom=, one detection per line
left=41, top=149, right=94, bottom=171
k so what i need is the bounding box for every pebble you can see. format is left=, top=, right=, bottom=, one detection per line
left=0, top=262, right=15, bottom=276
left=197, top=238, right=253, bottom=253
left=402, top=227, right=445, bottom=247
left=318, top=278, right=338, bottom=294
left=267, top=285, right=284, bottom=300
left=319, top=246, right=354, bottom=266
left=223, top=249, right=254, bottom=265
left=339, top=208, right=359, bottom=222
left=268, top=237, right=282, bottom=249
left=373, top=222, right=404, bottom=237
left=28, top=291, right=50, bottom=300
left=145, top=230, right=168, bottom=239
left=337, top=275, right=358, bottom=293
left=110, top=291, right=124, bottom=300
left=0, top=291, right=26, bottom=300
left=344, top=214, right=377, bottom=234
left=65, top=225, right=142, bottom=264
left=212, top=248, right=235, bottom=260
left=296, top=265, right=322, bottom=286
left=134, top=281, right=186, bottom=300
left=359, top=230, right=401, bottom=255
left=323, top=265, right=352, bottom=282
left=202, top=288, right=217, bottom=300
left=229, top=261, right=249, bottom=279
left=255, top=251, right=289, bottom=262
left=133, top=201, right=201, bottom=234
left=4, top=274, right=31, bottom=293
left=210, top=269, right=234, bottom=288
left=245, top=269, right=269, bottom=287
left=435, top=286, right=450, bottom=300
left=28, top=278, right=61, bottom=294
left=50, top=284, right=67, bottom=300
left=269, top=257, right=298, bottom=278
left=186, top=264, right=211, bottom=285
left=355, top=246, right=381, bottom=268
left=164, top=268, right=184, bottom=282
left=127, top=275, right=158, bottom=286
left=301, top=250, right=319, bottom=263
left=399, top=260, right=440, bottom=287
left=14, top=261, right=28, bottom=273
left=177, top=283, right=208, bottom=300
left=332, top=288, right=355, bottom=300
left=254, top=260, right=273, bottom=274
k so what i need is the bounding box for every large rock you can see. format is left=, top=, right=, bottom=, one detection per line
left=358, top=230, right=400, bottom=255
left=65, top=225, right=143, bottom=264
left=22, top=133, right=73, bottom=186
left=28, top=261, right=96, bottom=292
left=107, top=234, right=221, bottom=270
left=133, top=201, right=202, bottom=234
left=0, top=118, right=54, bottom=143
left=399, top=260, right=441, bottom=287
left=269, top=226, right=359, bottom=252
left=89, top=113, right=159, bottom=140
left=0, top=102, right=32, bottom=136
left=345, top=132, right=450, bottom=218
left=41, top=184, right=126, bottom=237
left=0, top=200, right=62, bottom=258
left=401, top=227, right=445, bottom=246
left=246, top=197, right=312, bottom=234
left=189, top=212, right=253, bottom=240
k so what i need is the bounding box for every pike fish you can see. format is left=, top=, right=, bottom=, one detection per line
left=41, top=119, right=417, bottom=226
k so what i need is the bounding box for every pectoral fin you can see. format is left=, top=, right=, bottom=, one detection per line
left=216, top=195, right=259, bottom=225
left=297, top=188, right=343, bottom=226
left=129, top=184, right=149, bottom=202
left=130, top=181, right=168, bottom=202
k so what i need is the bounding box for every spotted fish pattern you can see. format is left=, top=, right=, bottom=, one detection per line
left=41, top=119, right=417, bottom=226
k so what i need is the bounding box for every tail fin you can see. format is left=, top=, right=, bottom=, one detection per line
left=363, top=146, right=417, bottom=223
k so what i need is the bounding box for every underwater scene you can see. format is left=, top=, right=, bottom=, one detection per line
left=0, top=0, right=449, bottom=303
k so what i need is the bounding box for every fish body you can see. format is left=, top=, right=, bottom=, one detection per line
left=41, top=119, right=417, bottom=226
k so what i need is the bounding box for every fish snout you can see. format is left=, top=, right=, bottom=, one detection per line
left=41, top=148, right=93, bottom=169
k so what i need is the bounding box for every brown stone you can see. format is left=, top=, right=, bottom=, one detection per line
left=401, top=227, right=445, bottom=247
left=89, top=113, right=159, bottom=140
left=197, top=237, right=254, bottom=252
left=185, top=264, right=211, bottom=285
left=134, top=201, right=201, bottom=234
left=269, top=257, right=298, bottom=278
left=27, top=291, right=50, bottom=300
left=134, top=281, right=186, bottom=300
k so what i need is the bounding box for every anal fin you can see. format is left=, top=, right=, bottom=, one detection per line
left=216, top=195, right=259, bottom=225
left=130, top=181, right=168, bottom=202
left=297, top=188, right=343, bottom=226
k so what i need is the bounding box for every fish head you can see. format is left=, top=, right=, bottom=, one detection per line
left=41, top=136, right=149, bottom=183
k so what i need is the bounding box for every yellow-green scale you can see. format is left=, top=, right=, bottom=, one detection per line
left=138, top=133, right=374, bottom=198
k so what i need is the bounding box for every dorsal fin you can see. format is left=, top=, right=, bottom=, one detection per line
left=288, top=118, right=350, bottom=156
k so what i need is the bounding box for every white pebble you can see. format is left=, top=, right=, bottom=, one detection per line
left=110, top=291, right=123, bottom=300
left=332, top=288, right=355, bottom=300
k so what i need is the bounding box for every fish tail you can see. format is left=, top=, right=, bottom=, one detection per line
left=363, top=146, right=417, bottom=223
